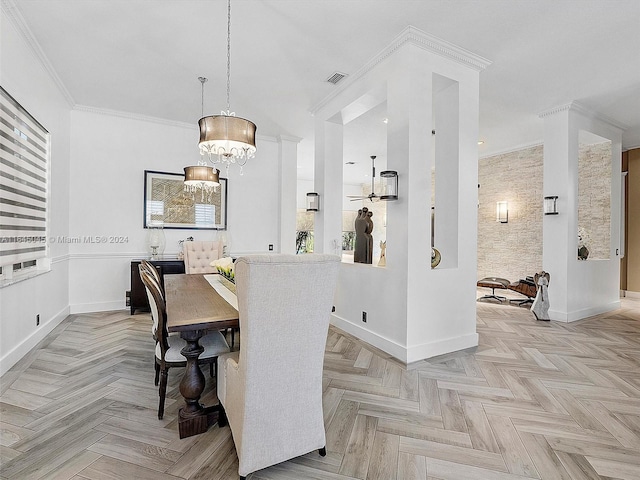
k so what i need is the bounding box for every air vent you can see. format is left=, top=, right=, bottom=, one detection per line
left=326, top=72, right=348, bottom=85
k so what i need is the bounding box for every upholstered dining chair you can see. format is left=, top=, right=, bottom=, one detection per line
left=217, top=254, right=341, bottom=479
left=183, top=240, right=223, bottom=274
left=139, top=268, right=230, bottom=419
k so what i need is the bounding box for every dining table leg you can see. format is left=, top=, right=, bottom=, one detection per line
left=177, top=330, right=220, bottom=438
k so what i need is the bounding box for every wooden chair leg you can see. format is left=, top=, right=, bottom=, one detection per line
left=158, top=368, right=168, bottom=420
left=154, top=361, right=160, bottom=386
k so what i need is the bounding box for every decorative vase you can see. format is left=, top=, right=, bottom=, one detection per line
left=578, top=245, right=589, bottom=260
left=146, top=223, right=166, bottom=259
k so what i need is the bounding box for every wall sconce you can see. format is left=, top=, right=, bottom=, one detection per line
left=544, top=196, right=558, bottom=215
left=306, top=192, right=319, bottom=212
left=380, top=170, right=398, bottom=200
left=496, top=201, right=508, bottom=223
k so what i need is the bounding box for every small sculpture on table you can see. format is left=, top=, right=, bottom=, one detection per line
left=531, top=271, right=551, bottom=321
left=354, top=207, right=373, bottom=264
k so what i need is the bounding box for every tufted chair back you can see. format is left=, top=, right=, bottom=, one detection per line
left=183, top=240, right=223, bottom=274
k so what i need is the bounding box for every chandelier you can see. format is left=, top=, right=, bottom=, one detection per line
left=184, top=77, right=220, bottom=201
left=198, top=0, right=257, bottom=175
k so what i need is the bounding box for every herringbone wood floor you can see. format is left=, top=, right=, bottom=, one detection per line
left=1, top=297, right=640, bottom=480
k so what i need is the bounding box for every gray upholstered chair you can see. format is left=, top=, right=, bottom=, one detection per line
left=183, top=240, right=223, bottom=274
left=139, top=268, right=230, bottom=419
left=217, top=254, right=341, bottom=479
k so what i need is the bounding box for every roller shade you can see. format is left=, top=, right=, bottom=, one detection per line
left=0, top=86, right=49, bottom=265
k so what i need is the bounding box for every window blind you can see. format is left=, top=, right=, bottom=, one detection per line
left=0, top=86, right=49, bottom=265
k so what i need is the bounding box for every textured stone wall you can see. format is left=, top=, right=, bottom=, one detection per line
left=578, top=141, right=611, bottom=260
left=477, top=145, right=544, bottom=282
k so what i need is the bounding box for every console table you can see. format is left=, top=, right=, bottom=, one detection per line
left=130, top=258, right=185, bottom=314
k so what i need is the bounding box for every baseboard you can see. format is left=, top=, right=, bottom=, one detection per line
left=550, top=300, right=621, bottom=323
left=623, top=290, right=640, bottom=299
left=406, top=333, right=479, bottom=364
left=70, top=300, right=127, bottom=314
left=330, top=314, right=407, bottom=361
left=0, top=305, right=70, bottom=377
left=330, top=314, right=479, bottom=364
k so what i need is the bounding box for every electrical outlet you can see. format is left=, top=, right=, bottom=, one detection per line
left=268, top=244, right=274, bottom=251
left=362, top=311, right=367, bottom=323
left=36, top=314, right=40, bottom=326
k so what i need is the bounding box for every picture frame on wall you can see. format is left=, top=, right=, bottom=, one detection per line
left=143, top=170, right=227, bottom=230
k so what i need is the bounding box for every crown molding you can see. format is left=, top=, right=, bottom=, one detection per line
left=479, top=141, right=543, bottom=160
left=310, top=25, right=491, bottom=116
left=277, top=134, right=303, bottom=144
left=73, top=104, right=196, bottom=130
left=2, top=0, right=75, bottom=107
left=538, top=101, right=628, bottom=131
left=73, top=104, right=277, bottom=143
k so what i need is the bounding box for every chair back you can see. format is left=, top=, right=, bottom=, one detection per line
left=183, top=240, right=224, bottom=274
left=234, top=254, right=340, bottom=445
left=140, top=259, right=162, bottom=285
left=139, top=267, right=170, bottom=355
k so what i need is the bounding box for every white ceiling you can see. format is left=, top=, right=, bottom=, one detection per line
left=6, top=0, right=640, bottom=184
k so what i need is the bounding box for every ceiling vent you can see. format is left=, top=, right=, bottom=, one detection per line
left=326, top=72, right=348, bottom=85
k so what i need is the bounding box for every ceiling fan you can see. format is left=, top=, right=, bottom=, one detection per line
left=347, top=155, right=380, bottom=202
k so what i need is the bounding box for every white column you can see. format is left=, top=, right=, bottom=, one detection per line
left=277, top=135, right=300, bottom=254
left=313, top=118, right=343, bottom=255
left=540, top=103, right=624, bottom=321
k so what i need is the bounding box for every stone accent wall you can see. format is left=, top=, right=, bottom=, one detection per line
left=477, top=145, right=544, bottom=282
left=578, top=141, right=611, bottom=260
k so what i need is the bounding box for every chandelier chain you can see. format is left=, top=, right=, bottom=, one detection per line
left=226, top=0, right=231, bottom=113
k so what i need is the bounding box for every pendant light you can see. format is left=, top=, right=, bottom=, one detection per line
left=198, top=0, right=257, bottom=175
left=184, top=77, right=220, bottom=201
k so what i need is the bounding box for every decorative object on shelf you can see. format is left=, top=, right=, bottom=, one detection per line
left=354, top=207, right=373, bottom=264
left=211, top=257, right=235, bottom=283
left=544, top=195, right=558, bottom=215
left=146, top=222, right=166, bottom=259
left=578, top=227, right=590, bottom=260
left=198, top=0, right=257, bottom=175
left=431, top=247, right=441, bottom=268
left=184, top=77, right=221, bottom=201
left=531, top=271, right=551, bottom=321
left=496, top=201, right=508, bottom=223
left=378, top=241, right=386, bottom=266
left=380, top=170, right=398, bottom=200
left=177, top=236, right=194, bottom=261
left=306, top=192, right=319, bottom=212
left=144, top=170, right=227, bottom=230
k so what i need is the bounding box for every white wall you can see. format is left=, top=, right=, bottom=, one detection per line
left=0, top=9, right=72, bottom=375
left=68, top=109, right=281, bottom=313
left=541, top=103, right=623, bottom=321
left=312, top=28, right=488, bottom=363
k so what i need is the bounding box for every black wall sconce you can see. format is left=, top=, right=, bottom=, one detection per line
left=306, top=192, right=319, bottom=212
left=380, top=171, right=398, bottom=201
left=544, top=196, right=558, bottom=215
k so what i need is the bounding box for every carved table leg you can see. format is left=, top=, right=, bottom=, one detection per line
left=177, top=330, right=219, bottom=438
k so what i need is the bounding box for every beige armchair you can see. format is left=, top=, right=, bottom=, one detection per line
left=183, top=240, right=223, bottom=274
left=217, top=254, right=341, bottom=479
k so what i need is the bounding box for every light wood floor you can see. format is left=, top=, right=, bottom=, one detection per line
left=1, top=297, right=640, bottom=480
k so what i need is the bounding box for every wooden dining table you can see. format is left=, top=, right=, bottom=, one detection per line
left=164, top=273, right=239, bottom=439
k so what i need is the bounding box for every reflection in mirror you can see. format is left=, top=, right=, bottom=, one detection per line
left=578, top=130, right=611, bottom=260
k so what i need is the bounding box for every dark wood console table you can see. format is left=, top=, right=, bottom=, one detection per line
left=129, top=258, right=185, bottom=314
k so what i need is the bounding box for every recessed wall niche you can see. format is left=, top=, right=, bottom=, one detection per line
left=578, top=130, right=611, bottom=260
left=342, top=101, right=388, bottom=264
left=431, top=73, right=459, bottom=268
